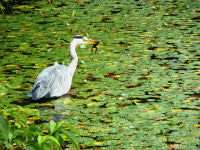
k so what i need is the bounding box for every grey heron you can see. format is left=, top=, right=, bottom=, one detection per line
left=27, top=35, right=97, bottom=100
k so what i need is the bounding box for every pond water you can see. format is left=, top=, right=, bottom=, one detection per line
left=0, top=0, right=199, bottom=149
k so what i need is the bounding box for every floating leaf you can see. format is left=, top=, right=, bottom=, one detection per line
left=63, top=98, right=73, bottom=105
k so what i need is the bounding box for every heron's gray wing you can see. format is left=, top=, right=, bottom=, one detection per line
left=27, top=66, right=56, bottom=100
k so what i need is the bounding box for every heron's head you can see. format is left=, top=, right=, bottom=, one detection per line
left=72, top=35, right=97, bottom=46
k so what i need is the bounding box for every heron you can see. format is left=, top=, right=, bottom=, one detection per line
left=27, top=35, right=97, bottom=100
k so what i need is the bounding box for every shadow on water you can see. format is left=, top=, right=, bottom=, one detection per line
left=10, top=95, right=73, bottom=123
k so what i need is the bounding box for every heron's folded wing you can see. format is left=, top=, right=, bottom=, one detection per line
left=30, top=66, right=55, bottom=100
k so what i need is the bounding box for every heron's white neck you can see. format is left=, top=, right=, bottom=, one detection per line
left=68, top=40, right=78, bottom=75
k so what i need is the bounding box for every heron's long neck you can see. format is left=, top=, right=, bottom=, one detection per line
left=68, top=42, right=78, bottom=75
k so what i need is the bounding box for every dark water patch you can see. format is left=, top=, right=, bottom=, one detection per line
left=159, top=56, right=179, bottom=61
left=79, top=144, right=108, bottom=150
left=99, top=119, right=112, bottom=124
left=50, top=113, right=67, bottom=121
left=172, top=67, right=188, bottom=71
left=10, top=99, right=32, bottom=106
left=34, top=119, right=49, bottom=124
left=15, top=88, right=26, bottom=92
left=29, top=97, right=59, bottom=104
left=70, top=94, right=78, bottom=99
left=56, top=2, right=68, bottom=7
left=29, top=43, right=37, bottom=47
left=179, top=107, right=200, bottom=111
left=20, top=51, right=32, bottom=55
left=36, top=21, right=53, bottom=24
left=150, top=54, right=156, bottom=59
left=114, top=41, right=131, bottom=46
left=148, top=46, right=158, bottom=50
left=99, top=103, right=107, bottom=108
left=186, top=92, right=200, bottom=98
left=191, top=16, right=200, bottom=21
left=110, top=8, right=122, bottom=14
left=34, top=105, right=55, bottom=111
left=85, top=75, right=101, bottom=81
left=117, top=101, right=136, bottom=107
left=127, top=96, right=161, bottom=103
left=86, top=89, right=94, bottom=92
left=75, top=82, right=87, bottom=86
left=31, top=100, right=69, bottom=122
left=52, top=13, right=61, bottom=17
left=100, top=16, right=113, bottom=23
left=1, top=69, right=12, bottom=74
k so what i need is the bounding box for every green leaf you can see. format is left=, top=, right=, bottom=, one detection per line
left=37, top=135, right=61, bottom=149
left=63, top=121, right=80, bottom=135
left=0, top=113, right=10, bottom=141
left=50, top=120, right=63, bottom=135
left=10, top=129, right=25, bottom=142
left=26, top=145, right=38, bottom=150
left=37, top=135, right=46, bottom=146
left=40, top=142, right=53, bottom=150
left=49, top=120, right=56, bottom=135
left=45, top=135, right=61, bottom=148
left=61, top=129, right=80, bottom=150
left=54, top=132, right=65, bottom=147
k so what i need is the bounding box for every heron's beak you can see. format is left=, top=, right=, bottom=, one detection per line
left=83, top=37, right=97, bottom=44
left=86, top=39, right=98, bottom=45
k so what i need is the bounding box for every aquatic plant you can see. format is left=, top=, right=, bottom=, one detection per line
left=0, top=112, right=80, bottom=149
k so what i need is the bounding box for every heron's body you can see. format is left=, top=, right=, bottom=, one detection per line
left=27, top=64, right=73, bottom=100
left=27, top=35, right=96, bottom=100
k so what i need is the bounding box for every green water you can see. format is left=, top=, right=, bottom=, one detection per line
left=0, top=0, right=199, bottom=149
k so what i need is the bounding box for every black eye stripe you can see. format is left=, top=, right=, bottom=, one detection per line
left=73, top=35, right=84, bottom=39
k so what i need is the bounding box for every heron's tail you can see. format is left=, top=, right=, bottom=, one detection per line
left=27, top=83, right=50, bottom=100
left=27, top=92, right=32, bottom=98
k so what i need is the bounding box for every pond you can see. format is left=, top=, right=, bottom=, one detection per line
left=0, top=0, right=199, bottom=149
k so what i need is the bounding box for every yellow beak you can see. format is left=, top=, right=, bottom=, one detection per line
left=83, top=37, right=98, bottom=44
left=86, top=39, right=98, bottom=44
